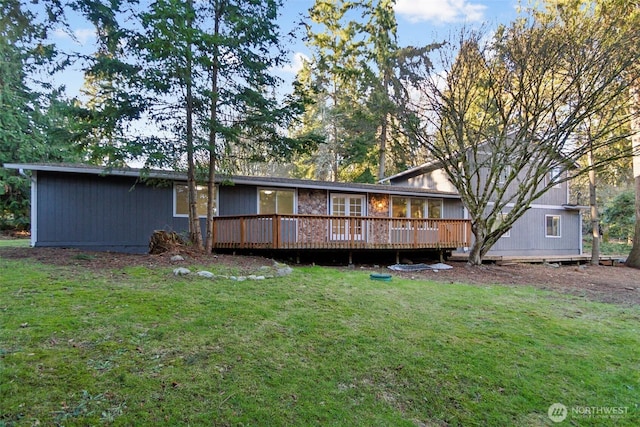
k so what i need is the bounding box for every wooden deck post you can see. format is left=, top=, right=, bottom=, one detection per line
left=272, top=215, right=280, bottom=249
left=240, top=217, right=245, bottom=248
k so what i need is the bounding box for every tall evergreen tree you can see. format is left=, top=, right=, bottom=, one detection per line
left=0, top=0, right=79, bottom=230
left=135, top=0, right=299, bottom=251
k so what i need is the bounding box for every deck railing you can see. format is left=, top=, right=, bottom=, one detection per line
left=211, top=214, right=471, bottom=250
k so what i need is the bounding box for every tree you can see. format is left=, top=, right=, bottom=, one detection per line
left=134, top=0, right=302, bottom=251
left=298, top=0, right=377, bottom=182
left=627, top=83, right=640, bottom=266
left=397, top=9, right=639, bottom=265
left=62, top=0, right=147, bottom=166
left=539, top=0, right=637, bottom=265
left=0, top=0, right=79, bottom=230
left=602, top=190, right=635, bottom=243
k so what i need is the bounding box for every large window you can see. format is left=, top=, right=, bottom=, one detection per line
left=545, top=215, right=561, bottom=238
left=174, top=184, right=214, bottom=217
left=392, top=197, right=442, bottom=219
left=259, top=189, right=295, bottom=214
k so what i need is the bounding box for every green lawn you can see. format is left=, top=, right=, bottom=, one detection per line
left=0, top=239, right=30, bottom=248
left=1, top=257, right=638, bottom=426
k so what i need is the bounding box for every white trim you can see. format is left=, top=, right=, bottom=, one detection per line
left=330, top=193, right=366, bottom=216
left=498, top=212, right=510, bottom=238
left=579, top=211, right=583, bottom=254
left=545, top=214, right=562, bottom=238
left=487, top=202, right=574, bottom=210
left=30, top=171, right=37, bottom=247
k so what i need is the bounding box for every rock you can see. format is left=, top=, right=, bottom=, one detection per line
left=196, top=271, right=215, bottom=278
left=173, top=267, right=191, bottom=276
left=274, top=261, right=293, bottom=276
left=428, top=263, right=453, bottom=270
left=248, top=275, right=265, bottom=280
left=170, top=255, right=185, bottom=262
left=231, top=276, right=247, bottom=282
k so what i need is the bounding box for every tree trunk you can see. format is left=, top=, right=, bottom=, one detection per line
left=185, top=0, right=203, bottom=251
left=377, top=70, right=390, bottom=181
left=626, top=84, right=640, bottom=268
left=588, top=147, right=600, bottom=265
left=205, top=9, right=221, bottom=254
left=467, top=223, right=487, bottom=266
left=377, top=113, right=387, bottom=181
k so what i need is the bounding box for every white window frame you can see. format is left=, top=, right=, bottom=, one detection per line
left=545, top=214, right=561, bottom=238
left=495, top=212, right=510, bottom=238
left=257, top=188, right=297, bottom=215
left=330, top=193, right=366, bottom=241
left=498, top=166, right=511, bottom=185
left=173, top=183, right=216, bottom=218
left=547, top=166, right=562, bottom=188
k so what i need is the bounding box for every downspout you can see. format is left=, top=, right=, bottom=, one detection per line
left=19, top=168, right=36, bottom=248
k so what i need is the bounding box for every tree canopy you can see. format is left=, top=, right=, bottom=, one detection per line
left=396, top=3, right=640, bottom=264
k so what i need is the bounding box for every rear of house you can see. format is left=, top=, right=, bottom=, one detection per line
left=5, top=163, right=470, bottom=259
left=382, top=162, right=584, bottom=257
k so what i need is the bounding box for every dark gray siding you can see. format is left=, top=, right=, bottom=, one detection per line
left=36, top=172, right=186, bottom=253
left=218, top=184, right=257, bottom=215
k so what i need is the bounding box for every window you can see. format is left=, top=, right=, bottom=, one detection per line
left=548, top=166, right=562, bottom=188
left=545, top=215, right=561, bottom=238
left=392, top=197, right=408, bottom=218
left=427, top=199, right=442, bottom=219
left=498, top=166, right=511, bottom=185
left=391, top=197, right=442, bottom=219
left=494, top=212, right=510, bottom=237
left=330, top=194, right=365, bottom=240
left=174, top=184, right=214, bottom=217
left=259, top=189, right=295, bottom=214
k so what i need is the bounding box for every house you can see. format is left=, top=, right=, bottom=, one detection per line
left=3, top=163, right=471, bottom=262
left=381, top=160, right=585, bottom=257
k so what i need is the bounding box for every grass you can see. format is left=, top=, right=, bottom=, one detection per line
left=0, top=239, right=29, bottom=248
left=1, top=258, right=638, bottom=426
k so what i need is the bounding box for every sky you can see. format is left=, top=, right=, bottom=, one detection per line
left=51, top=0, right=522, bottom=98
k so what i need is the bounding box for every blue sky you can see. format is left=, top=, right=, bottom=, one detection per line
left=51, top=0, right=522, bottom=98
left=275, top=0, right=520, bottom=80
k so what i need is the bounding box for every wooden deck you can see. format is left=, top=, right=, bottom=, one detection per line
left=211, top=214, right=472, bottom=251
left=450, top=253, right=626, bottom=265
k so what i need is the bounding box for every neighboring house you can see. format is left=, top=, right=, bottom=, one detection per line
left=381, top=161, right=585, bottom=257
left=3, top=163, right=471, bottom=260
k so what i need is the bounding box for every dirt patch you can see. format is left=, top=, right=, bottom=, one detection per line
left=1, top=246, right=638, bottom=306
left=387, top=261, right=640, bottom=306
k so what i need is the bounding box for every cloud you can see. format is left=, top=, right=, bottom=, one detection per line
left=395, top=0, right=487, bottom=24
left=52, top=27, right=95, bottom=45
left=278, top=52, right=310, bottom=74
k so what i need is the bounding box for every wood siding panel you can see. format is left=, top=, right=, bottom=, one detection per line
left=488, top=208, right=581, bottom=256
left=218, top=185, right=257, bottom=215
left=36, top=172, right=175, bottom=252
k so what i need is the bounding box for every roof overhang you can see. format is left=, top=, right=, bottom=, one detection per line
left=4, top=163, right=462, bottom=200
left=562, top=204, right=589, bottom=211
